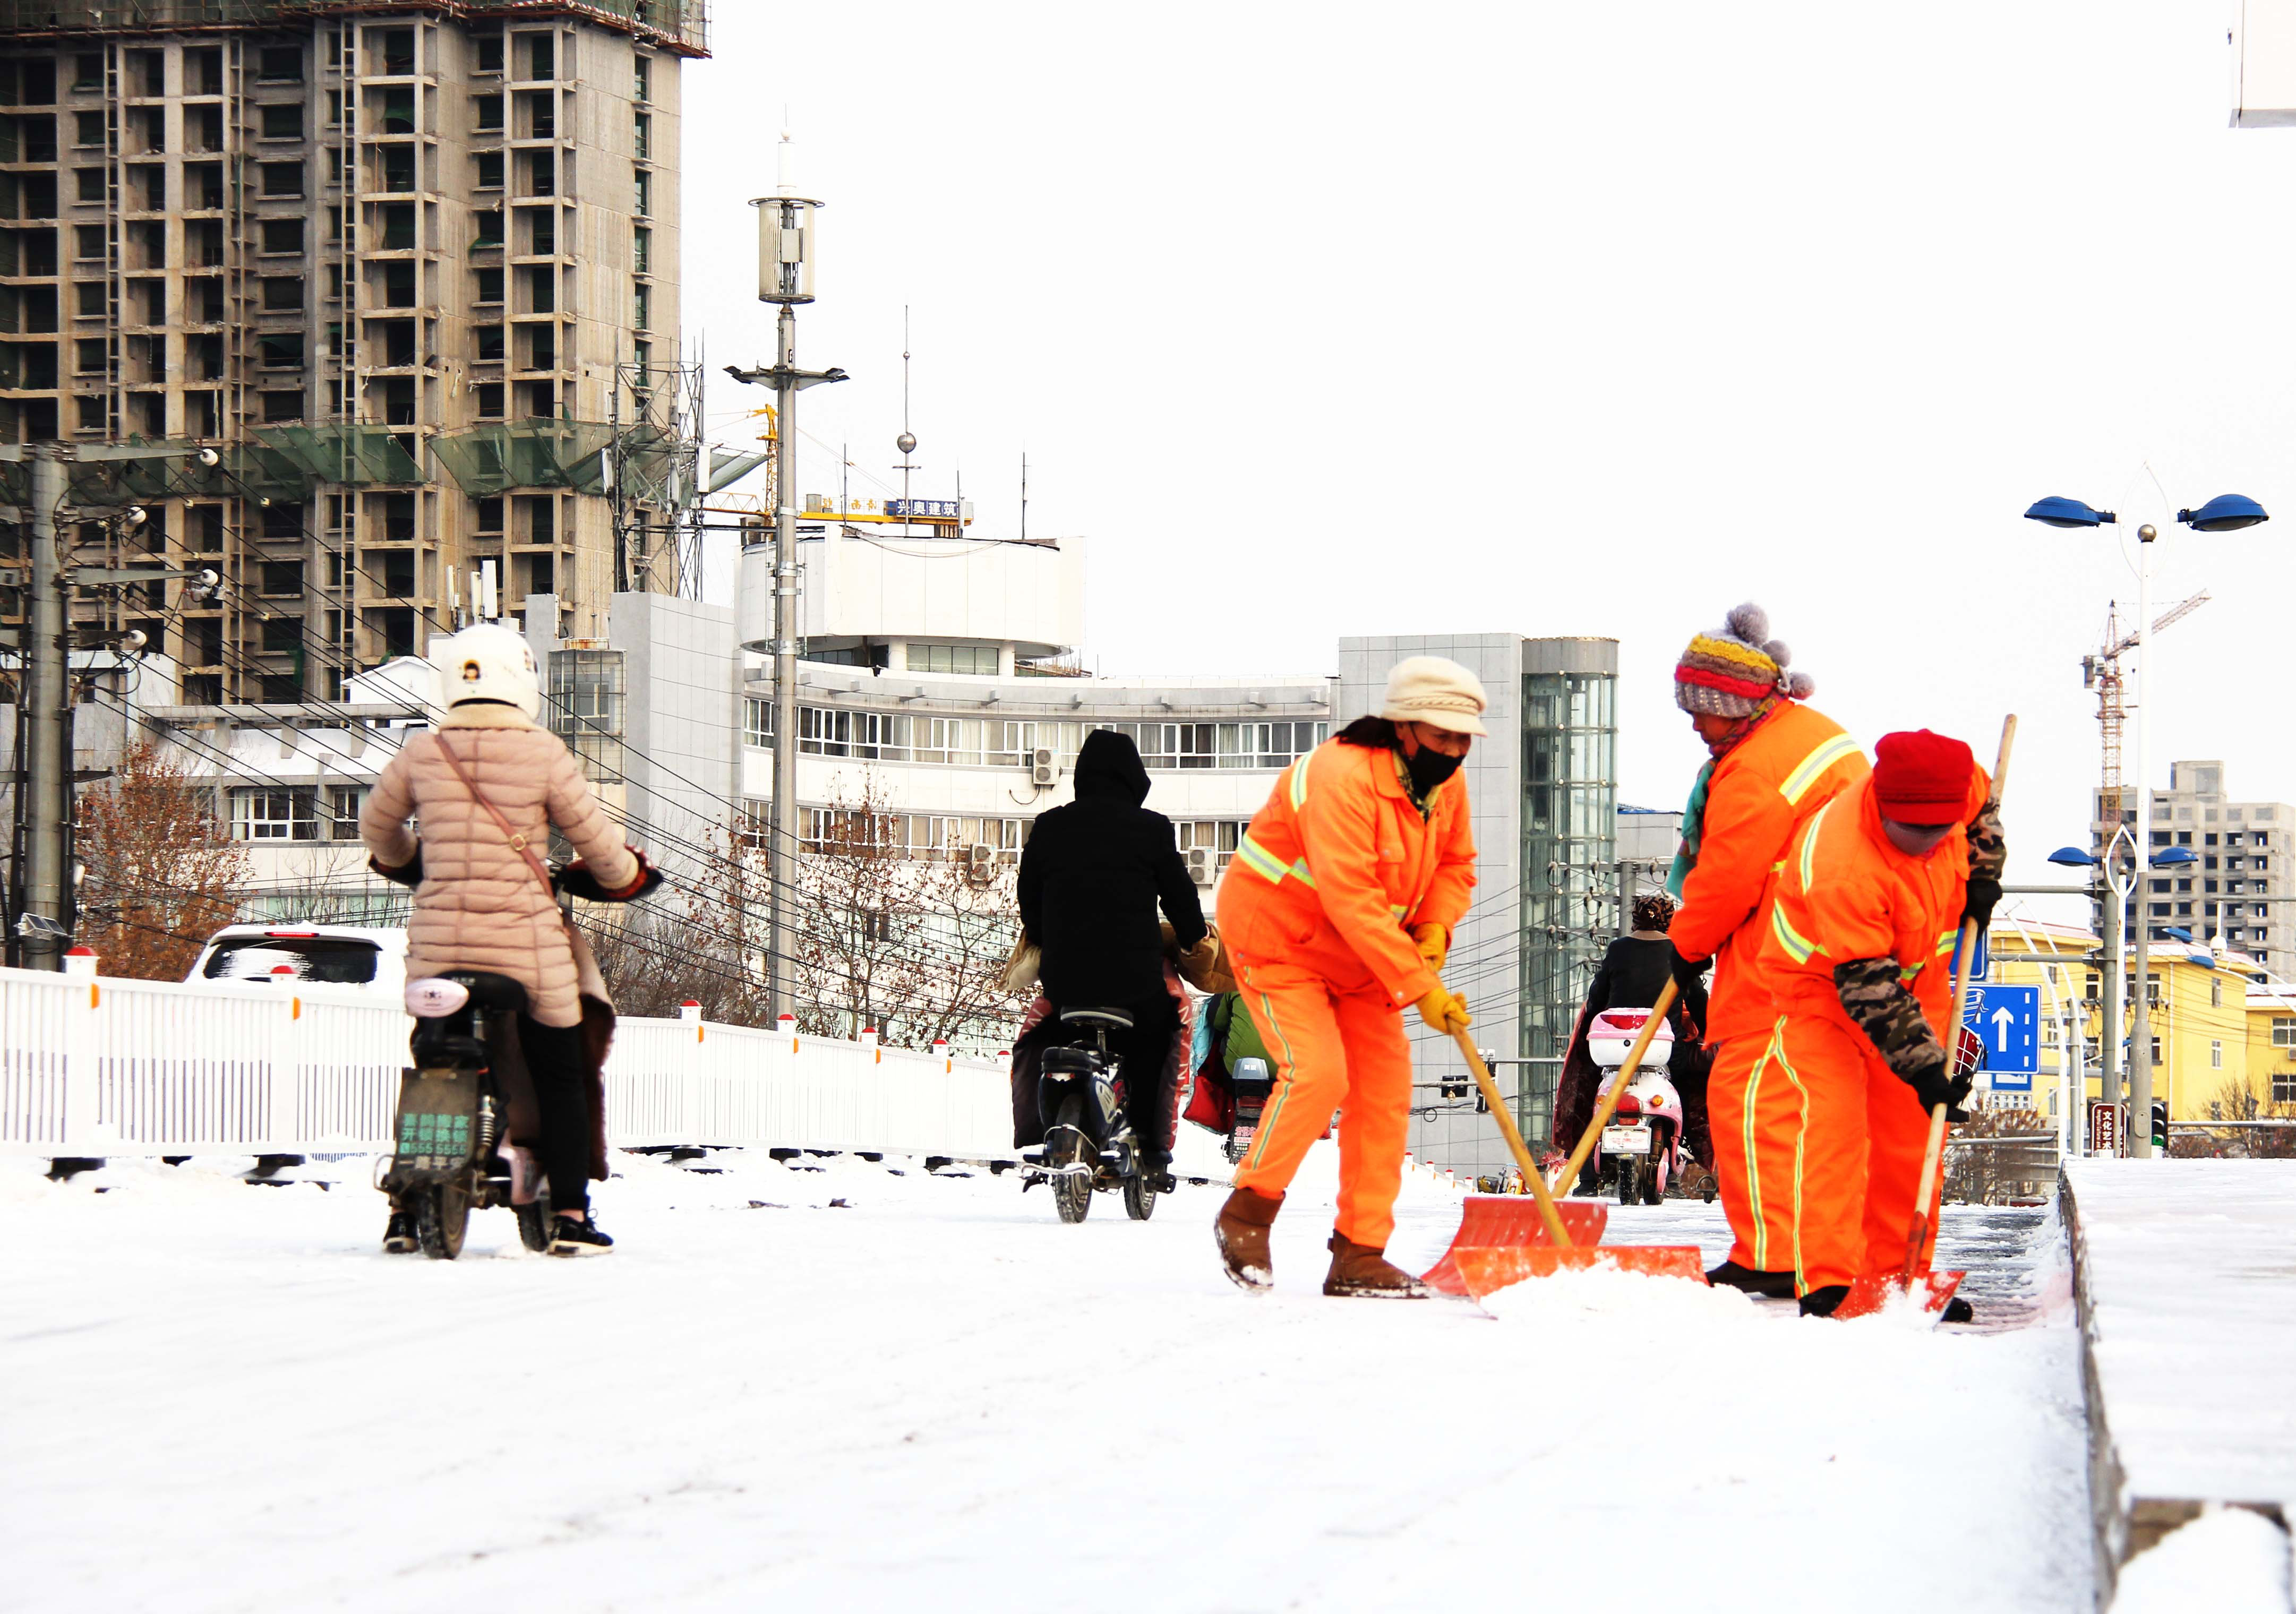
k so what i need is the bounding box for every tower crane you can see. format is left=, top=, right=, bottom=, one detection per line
left=2084, top=591, right=2209, bottom=830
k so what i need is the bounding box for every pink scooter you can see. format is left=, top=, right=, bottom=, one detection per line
left=1587, top=1007, right=1687, bottom=1207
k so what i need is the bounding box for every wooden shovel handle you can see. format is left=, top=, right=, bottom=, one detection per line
left=1451, top=1027, right=1575, bottom=1248
left=1901, top=715, right=2017, bottom=1282
left=1555, top=978, right=1681, bottom=1194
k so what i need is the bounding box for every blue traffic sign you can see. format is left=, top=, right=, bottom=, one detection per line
left=1965, top=983, right=2040, bottom=1089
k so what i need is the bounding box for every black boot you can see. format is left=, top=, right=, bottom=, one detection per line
left=381, top=1209, right=417, bottom=1255
left=1798, top=1284, right=1850, bottom=1318
left=1941, top=1297, right=1975, bottom=1324
left=1707, top=1260, right=1797, bottom=1299
left=546, top=1214, right=614, bottom=1257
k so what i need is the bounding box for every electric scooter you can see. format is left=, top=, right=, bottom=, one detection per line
left=1586, top=1007, right=1687, bottom=1207
left=1018, top=1006, right=1159, bottom=1224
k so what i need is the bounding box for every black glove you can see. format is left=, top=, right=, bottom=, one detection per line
left=370, top=848, right=422, bottom=888
left=555, top=849, right=664, bottom=904
left=1904, top=1054, right=1974, bottom=1118
left=1668, top=945, right=1709, bottom=995
left=1960, top=876, right=2002, bottom=933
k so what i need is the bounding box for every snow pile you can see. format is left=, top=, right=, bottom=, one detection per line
left=2, top=1147, right=2094, bottom=1611
left=2112, top=1508, right=2293, bottom=1613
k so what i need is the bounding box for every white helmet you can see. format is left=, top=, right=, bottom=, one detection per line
left=438, top=623, right=541, bottom=720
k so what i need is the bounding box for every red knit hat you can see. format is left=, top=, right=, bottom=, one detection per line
left=1873, top=730, right=1974, bottom=826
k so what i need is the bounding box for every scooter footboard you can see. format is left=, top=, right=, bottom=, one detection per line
left=385, top=1067, right=482, bottom=1191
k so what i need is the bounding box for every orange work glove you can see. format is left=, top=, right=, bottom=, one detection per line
left=1410, top=922, right=1450, bottom=974
left=1415, top=986, right=1470, bottom=1035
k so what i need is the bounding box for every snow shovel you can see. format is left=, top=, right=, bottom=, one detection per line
left=1835, top=715, right=2016, bottom=1321
left=1419, top=1028, right=1704, bottom=1299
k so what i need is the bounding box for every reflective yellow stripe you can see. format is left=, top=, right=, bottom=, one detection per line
left=1779, top=733, right=1861, bottom=806
left=1770, top=902, right=1817, bottom=965
left=1935, top=929, right=1958, bottom=956
left=1240, top=978, right=1302, bottom=1175
left=1766, top=1016, right=1812, bottom=1295
left=1799, top=797, right=1836, bottom=889
left=1390, top=904, right=1408, bottom=921
left=1236, top=831, right=1314, bottom=890
left=1288, top=755, right=1311, bottom=810
left=1745, top=1031, right=1773, bottom=1269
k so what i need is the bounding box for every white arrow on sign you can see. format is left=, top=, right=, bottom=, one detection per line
left=1990, top=1004, right=2016, bottom=1053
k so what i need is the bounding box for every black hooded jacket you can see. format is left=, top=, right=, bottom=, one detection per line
left=1018, top=730, right=1207, bottom=1007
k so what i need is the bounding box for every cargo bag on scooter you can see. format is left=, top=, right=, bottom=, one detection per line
left=387, top=1066, right=481, bottom=1192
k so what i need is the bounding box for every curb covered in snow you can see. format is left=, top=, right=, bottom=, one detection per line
left=2059, top=1162, right=2296, bottom=1610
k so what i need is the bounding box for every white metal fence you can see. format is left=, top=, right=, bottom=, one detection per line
left=0, top=965, right=1231, bottom=1177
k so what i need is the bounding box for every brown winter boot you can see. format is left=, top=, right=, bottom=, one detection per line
left=1323, top=1233, right=1430, bottom=1299
left=1214, top=1187, right=1283, bottom=1293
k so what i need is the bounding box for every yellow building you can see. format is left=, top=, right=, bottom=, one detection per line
left=1984, top=910, right=2286, bottom=1124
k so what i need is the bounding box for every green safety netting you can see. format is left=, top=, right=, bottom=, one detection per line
left=432, top=421, right=616, bottom=497
left=0, top=427, right=423, bottom=509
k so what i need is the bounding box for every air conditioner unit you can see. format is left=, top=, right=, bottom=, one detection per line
left=1030, top=745, right=1058, bottom=786
left=964, top=842, right=996, bottom=886
left=1184, top=846, right=1215, bottom=887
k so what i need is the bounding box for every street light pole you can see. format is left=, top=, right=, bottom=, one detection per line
left=729, top=135, right=845, bottom=1020
left=20, top=445, right=69, bottom=971
left=2128, top=524, right=2156, bottom=1156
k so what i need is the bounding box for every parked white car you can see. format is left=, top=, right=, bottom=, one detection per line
left=185, top=925, right=408, bottom=999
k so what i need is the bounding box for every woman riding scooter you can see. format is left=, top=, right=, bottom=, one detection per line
left=361, top=623, right=650, bottom=1256
left=1553, top=892, right=1714, bottom=1196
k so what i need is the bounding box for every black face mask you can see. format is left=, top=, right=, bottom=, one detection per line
left=1403, top=742, right=1463, bottom=796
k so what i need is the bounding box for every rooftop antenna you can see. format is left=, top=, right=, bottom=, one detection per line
left=894, top=305, right=919, bottom=531
left=1020, top=450, right=1028, bottom=543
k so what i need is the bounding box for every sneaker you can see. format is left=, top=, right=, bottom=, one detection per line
left=381, top=1210, right=417, bottom=1255
left=546, top=1214, right=614, bottom=1257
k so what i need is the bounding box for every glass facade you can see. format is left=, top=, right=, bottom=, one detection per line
left=1518, top=659, right=1616, bottom=1143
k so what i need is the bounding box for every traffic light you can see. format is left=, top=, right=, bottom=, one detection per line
left=2151, top=1098, right=2169, bottom=1152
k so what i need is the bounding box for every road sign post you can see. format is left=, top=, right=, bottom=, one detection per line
left=1964, top=983, right=2041, bottom=1094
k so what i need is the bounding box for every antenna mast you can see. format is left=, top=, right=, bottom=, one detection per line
left=894, top=306, right=919, bottom=533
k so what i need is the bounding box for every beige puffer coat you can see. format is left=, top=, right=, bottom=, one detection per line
left=361, top=703, right=640, bottom=1027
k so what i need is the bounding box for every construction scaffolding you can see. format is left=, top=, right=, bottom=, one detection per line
left=607, top=353, right=705, bottom=598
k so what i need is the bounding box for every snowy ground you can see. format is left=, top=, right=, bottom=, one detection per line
left=4, top=1146, right=2095, bottom=1613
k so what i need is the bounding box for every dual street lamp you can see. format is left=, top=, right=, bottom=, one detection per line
left=2026, top=491, right=2269, bottom=1156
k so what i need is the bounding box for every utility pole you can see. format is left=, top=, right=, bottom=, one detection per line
left=5, top=441, right=221, bottom=970
left=19, top=444, right=70, bottom=970
left=727, top=134, right=845, bottom=1018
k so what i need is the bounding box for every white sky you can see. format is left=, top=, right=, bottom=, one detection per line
left=680, top=3, right=2296, bottom=896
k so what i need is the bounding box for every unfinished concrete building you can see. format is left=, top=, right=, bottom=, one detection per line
left=0, top=2, right=706, bottom=701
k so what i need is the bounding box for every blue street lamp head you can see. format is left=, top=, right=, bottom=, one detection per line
left=2175, top=494, right=2269, bottom=533
left=2152, top=846, right=2199, bottom=867
left=2163, top=926, right=2195, bottom=942
left=2025, top=496, right=2117, bottom=529
left=2049, top=845, right=2102, bottom=866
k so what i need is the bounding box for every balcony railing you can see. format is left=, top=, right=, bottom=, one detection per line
left=0, top=2, right=709, bottom=56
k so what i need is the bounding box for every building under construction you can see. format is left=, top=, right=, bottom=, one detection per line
left=0, top=1, right=707, bottom=701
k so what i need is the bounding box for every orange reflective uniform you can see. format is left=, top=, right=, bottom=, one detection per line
left=1758, top=766, right=1989, bottom=1293
left=1219, top=739, right=1476, bottom=1248
left=1669, top=702, right=1866, bottom=1271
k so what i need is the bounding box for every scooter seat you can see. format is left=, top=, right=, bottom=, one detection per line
left=1058, top=1006, right=1134, bottom=1031
left=439, top=971, right=529, bottom=1014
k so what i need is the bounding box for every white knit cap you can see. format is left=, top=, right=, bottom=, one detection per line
left=1379, top=656, right=1489, bottom=737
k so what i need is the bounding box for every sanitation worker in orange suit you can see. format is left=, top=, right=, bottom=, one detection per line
left=1664, top=604, right=1867, bottom=1301
left=1211, top=657, right=1480, bottom=1299
left=1760, top=729, right=2003, bottom=1318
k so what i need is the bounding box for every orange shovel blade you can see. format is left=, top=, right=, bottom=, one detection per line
left=1419, top=1195, right=1610, bottom=1296
left=1833, top=1269, right=1965, bottom=1320
left=1448, top=1243, right=1709, bottom=1301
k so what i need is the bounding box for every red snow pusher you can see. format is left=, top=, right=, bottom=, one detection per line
left=1420, top=1025, right=1705, bottom=1299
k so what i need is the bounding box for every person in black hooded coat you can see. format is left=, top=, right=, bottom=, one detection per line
left=1016, top=729, right=1207, bottom=1175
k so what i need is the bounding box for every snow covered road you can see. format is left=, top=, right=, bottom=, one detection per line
left=4, top=1149, right=2094, bottom=1612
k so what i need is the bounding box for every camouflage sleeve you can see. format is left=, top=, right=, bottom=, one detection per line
left=1832, top=956, right=1948, bottom=1082
left=1967, top=800, right=2006, bottom=880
